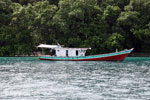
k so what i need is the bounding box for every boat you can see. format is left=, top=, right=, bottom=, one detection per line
left=37, top=44, right=134, bottom=61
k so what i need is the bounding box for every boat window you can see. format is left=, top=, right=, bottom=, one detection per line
left=50, top=49, right=55, bottom=56
left=66, top=50, right=68, bottom=57
left=76, top=50, right=78, bottom=56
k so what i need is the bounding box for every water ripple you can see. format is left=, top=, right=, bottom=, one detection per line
left=0, top=57, right=150, bottom=100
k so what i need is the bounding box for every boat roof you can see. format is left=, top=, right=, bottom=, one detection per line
left=37, top=44, right=59, bottom=49
left=37, top=44, right=91, bottom=50
left=56, top=48, right=90, bottom=50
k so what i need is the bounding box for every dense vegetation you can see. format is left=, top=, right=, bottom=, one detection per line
left=0, top=0, right=150, bottom=56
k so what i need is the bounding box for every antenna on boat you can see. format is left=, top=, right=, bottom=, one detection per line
left=116, top=49, right=118, bottom=52
left=55, top=40, right=62, bottom=48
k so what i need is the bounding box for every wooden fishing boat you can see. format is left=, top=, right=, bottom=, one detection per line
left=37, top=44, right=134, bottom=61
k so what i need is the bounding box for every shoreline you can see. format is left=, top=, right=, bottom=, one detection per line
left=129, top=53, right=150, bottom=57
left=0, top=53, right=150, bottom=57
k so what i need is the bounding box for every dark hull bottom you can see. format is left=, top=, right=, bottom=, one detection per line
left=39, top=53, right=129, bottom=61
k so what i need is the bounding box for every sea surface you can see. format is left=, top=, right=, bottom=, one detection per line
left=0, top=57, right=150, bottom=100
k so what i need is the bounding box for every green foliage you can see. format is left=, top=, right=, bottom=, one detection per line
left=117, top=11, right=140, bottom=28
left=0, top=26, right=15, bottom=56
left=11, top=0, right=59, bottom=5
left=103, top=5, right=121, bottom=33
left=104, top=33, right=125, bottom=52
left=0, top=0, right=150, bottom=56
left=103, top=5, right=121, bottom=23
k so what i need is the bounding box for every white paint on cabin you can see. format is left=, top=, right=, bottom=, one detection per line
left=37, top=44, right=90, bottom=57
left=55, top=48, right=88, bottom=57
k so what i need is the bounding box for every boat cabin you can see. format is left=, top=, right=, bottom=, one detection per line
left=37, top=44, right=90, bottom=57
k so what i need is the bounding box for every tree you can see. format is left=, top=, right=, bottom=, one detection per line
left=31, top=1, right=58, bottom=43
left=103, top=5, right=121, bottom=33
left=0, top=0, right=15, bottom=56
left=11, top=0, right=59, bottom=5
left=55, top=0, right=108, bottom=48
left=1, top=0, right=150, bottom=56
left=9, top=3, right=35, bottom=55
left=104, top=33, right=125, bottom=52
left=10, top=1, right=58, bottom=55
left=117, top=0, right=150, bottom=52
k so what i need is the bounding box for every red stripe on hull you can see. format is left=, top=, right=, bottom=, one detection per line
left=39, top=53, right=129, bottom=61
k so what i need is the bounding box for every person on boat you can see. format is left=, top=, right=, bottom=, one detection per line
left=49, top=49, right=53, bottom=56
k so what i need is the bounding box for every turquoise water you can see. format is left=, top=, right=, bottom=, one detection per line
left=0, top=57, right=150, bottom=100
